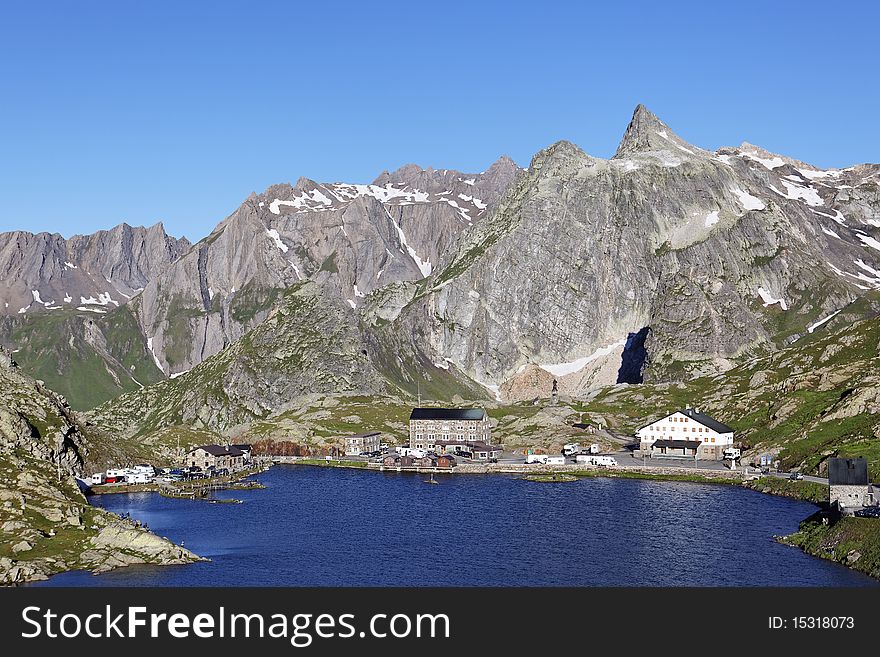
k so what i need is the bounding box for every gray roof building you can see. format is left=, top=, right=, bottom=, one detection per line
left=828, top=457, right=869, bottom=486
left=679, top=408, right=734, bottom=434
left=409, top=408, right=487, bottom=421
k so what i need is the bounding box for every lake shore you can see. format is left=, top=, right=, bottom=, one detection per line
left=39, top=465, right=874, bottom=587
left=24, top=459, right=866, bottom=586
left=779, top=512, right=880, bottom=580
left=275, top=456, right=828, bottom=503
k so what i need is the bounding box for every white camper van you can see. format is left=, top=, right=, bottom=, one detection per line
left=576, top=455, right=617, bottom=468
left=562, top=443, right=581, bottom=457
left=526, top=454, right=548, bottom=464
left=544, top=456, right=566, bottom=465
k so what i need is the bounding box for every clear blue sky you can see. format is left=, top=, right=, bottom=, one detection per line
left=1, top=1, right=877, bottom=241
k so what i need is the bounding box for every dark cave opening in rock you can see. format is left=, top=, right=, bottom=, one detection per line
left=617, top=327, right=650, bottom=384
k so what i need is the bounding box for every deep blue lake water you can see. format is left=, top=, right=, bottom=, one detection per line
left=37, top=465, right=877, bottom=586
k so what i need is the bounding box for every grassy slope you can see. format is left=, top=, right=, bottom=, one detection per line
left=91, top=282, right=489, bottom=445
left=1, top=306, right=163, bottom=410
left=564, top=312, right=880, bottom=478
left=782, top=514, right=880, bottom=579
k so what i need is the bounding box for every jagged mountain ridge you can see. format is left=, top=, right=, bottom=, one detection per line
left=132, top=158, right=520, bottom=376
left=0, top=222, right=190, bottom=316
left=382, top=105, right=880, bottom=400
left=5, top=105, right=880, bottom=420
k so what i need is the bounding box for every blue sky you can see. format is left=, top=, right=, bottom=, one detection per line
left=1, top=1, right=878, bottom=240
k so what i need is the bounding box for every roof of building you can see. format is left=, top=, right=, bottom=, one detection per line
left=679, top=409, right=734, bottom=433
left=344, top=432, right=381, bottom=439
left=651, top=439, right=703, bottom=449
left=231, top=444, right=252, bottom=451
left=828, top=457, right=869, bottom=486
left=195, top=444, right=246, bottom=457
left=410, top=407, right=487, bottom=421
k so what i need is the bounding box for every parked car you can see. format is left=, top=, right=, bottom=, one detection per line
left=789, top=472, right=804, bottom=481
left=760, top=468, right=770, bottom=475
left=855, top=507, right=880, bottom=518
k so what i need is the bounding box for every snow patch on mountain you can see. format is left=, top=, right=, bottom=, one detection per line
left=798, top=168, right=842, bottom=181
left=389, top=212, right=432, bottom=277
left=146, top=337, right=164, bottom=372
left=857, top=233, right=880, bottom=252
left=731, top=186, right=765, bottom=211
left=807, top=310, right=841, bottom=333
left=769, top=180, right=823, bottom=207
left=741, top=152, right=785, bottom=170
left=266, top=229, right=289, bottom=253
left=539, top=339, right=628, bottom=377
left=757, top=286, right=788, bottom=310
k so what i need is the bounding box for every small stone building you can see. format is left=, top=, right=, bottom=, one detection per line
left=187, top=445, right=246, bottom=471
left=829, top=457, right=873, bottom=509
left=343, top=432, right=381, bottom=456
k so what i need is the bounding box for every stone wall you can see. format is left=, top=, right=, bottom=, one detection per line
left=830, top=484, right=871, bottom=508
left=455, top=462, right=745, bottom=480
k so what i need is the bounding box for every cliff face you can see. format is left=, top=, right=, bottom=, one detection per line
left=132, top=159, right=521, bottom=376
left=399, top=106, right=880, bottom=400
left=0, top=348, right=199, bottom=585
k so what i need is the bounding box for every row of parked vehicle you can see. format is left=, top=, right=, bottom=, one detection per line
left=91, top=464, right=233, bottom=485
left=525, top=452, right=618, bottom=467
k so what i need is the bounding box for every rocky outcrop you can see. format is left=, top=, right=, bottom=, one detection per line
left=0, top=346, right=200, bottom=586
left=393, top=105, right=879, bottom=399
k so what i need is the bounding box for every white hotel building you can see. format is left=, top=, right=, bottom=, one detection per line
left=636, top=408, right=735, bottom=460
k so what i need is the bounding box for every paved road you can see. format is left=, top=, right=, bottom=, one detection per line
left=763, top=471, right=828, bottom=485
left=611, top=451, right=731, bottom=471
left=366, top=448, right=829, bottom=483
left=496, top=450, right=734, bottom=471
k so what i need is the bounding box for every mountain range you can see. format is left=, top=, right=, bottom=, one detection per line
left=1, top=105, right=878, bottom=444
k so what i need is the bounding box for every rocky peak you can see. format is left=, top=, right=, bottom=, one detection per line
left=482, top=155, right=521, bottom=182
left=613, top=104, right=697, bottom=158
left=735, top=141, right=815, bottom=171
left=373, top=163, right=424, bottom=187
left=528, top=140, right=595, bottom=176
